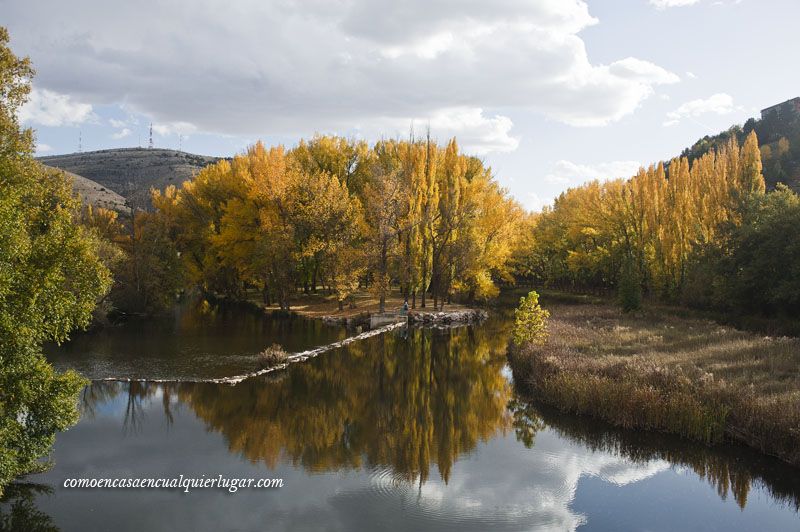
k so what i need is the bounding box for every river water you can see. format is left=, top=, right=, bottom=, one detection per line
left=4, top=299, right=798, bottom=531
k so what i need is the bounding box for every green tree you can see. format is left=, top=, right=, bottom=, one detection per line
left=704, top=185, right=800, bottom=315
left=0, top=27, right=111, bottom=495
left=512, top=291, right=549, bottom=346
left=111, top=210, right=182, bottom=314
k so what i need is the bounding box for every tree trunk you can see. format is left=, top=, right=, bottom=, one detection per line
left=379, top=234, right=388, bottom=314
left=431, top=267, right=440, bottom=310
left=312, top=261, right=319, bottom=293
left=420, top=235, right=428, bottom=308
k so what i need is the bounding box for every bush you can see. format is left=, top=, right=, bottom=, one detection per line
left=257, top=344, right=288, bottom=369
left=512, top=291, right=549, bottom=346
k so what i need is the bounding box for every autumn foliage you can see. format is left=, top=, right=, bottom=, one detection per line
left=150, top=135, right=523, bottom=311
left=517, top=132, right=774, bottom=310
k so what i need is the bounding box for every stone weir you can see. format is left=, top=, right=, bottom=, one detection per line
left=321, top=308, right=488, bottom=330
left=408, top=309, right=488, bottom=326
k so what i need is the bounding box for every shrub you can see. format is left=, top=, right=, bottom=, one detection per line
left=512, top=291, right=550, bottom=346
left=257, top=344, right=288, bottom=369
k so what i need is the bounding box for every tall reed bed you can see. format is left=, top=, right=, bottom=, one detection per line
left=509, top=299, right=800, bottom=466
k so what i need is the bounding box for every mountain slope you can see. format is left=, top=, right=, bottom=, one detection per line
left=38, top=148, right=220, bottom=207
left=42, top=165, right=128, bottom=212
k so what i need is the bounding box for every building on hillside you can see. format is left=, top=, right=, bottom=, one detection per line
left=761, top=97, right=800, bottom=120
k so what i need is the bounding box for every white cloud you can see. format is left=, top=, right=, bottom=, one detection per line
left=600, top=460, right=671, bottom=486
left=19, top=88, right=94, bottom=127
left=424, top=107, right=520, bottom=154
left=111, top=127, right=131, bottom=139
left=35, top=142, right=52, bottom=154
left=376, top=107, right=519, bottom=155
left=527, top=192, right=554, bottom=212
left=348, top=428, right=670, bottom=531
left=4, top=0, right=678, bottom=142
left=686, top=71, right=697, bottom=79
left=545, top=159, right=641, bottom=185
left=650, top=0, right=702, bottom=8
left=522, top=54, right=679, bottom=127
left=663, top=92, right=736, bottom=126
left=152, top=122, right=197, bottom=137
left=109, top=118, right=127, bottom=128
left=607, top=57, right=680, bottom=84
left=381, top=31, right=457, bottom=60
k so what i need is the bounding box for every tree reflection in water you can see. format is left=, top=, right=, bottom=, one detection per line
left=79, top=319, right=800, bottom=511
left=508, top=398, right=800, bottom=511
left=84, top=323, right=514, bottom=484
left=0, top=483, right=58, bottom=532
left=175, top=324, right=513, bottom=484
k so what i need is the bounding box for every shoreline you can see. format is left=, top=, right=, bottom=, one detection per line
left=239, top=290, right=489, bottom=329
left=507, top=295, right=800, bottom=467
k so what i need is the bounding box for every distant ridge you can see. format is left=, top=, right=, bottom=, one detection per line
left=38, top=147, right=221, bottom=208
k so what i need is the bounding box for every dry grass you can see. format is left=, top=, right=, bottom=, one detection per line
left=510, top=297, right=800, bottom=466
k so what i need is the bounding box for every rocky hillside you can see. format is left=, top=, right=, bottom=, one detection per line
left=42, top=165, right=128, bottom=212
left=38, top=148, right=220, bottom=208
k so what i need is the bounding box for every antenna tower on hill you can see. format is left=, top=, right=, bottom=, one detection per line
left=149, top=123, right=154, bottom=149
left=78, top=131, right=82, bottom=153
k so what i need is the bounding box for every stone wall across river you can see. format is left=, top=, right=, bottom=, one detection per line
left=321, top=308, right=488, bottom=329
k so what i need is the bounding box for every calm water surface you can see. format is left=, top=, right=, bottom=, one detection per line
left=4, top=300, right=798, bottom=531
left=45, top=298, right=347, bottom=380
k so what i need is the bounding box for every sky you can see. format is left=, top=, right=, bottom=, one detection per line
left=4, top=0, right=799, bottom=211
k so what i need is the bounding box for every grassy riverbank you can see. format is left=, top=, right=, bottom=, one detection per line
left=508, top=292, right=800, bottom=466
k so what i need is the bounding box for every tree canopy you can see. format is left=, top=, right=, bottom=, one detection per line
left=0, top=27, right=111, bottom=495
left=150, top=134, right=523, bottom=311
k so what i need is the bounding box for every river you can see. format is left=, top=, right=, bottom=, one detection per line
left=3, top=298, right=798, bottom=531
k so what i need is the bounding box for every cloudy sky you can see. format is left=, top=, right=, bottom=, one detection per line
left=5, top=0, right=799, bottom=210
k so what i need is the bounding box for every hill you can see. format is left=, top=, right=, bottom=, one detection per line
left=679, top=97, right=800, bottom=190
left=42, top=165, right=128, bottom=212
left=38, top=148, right=220, bottom=208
